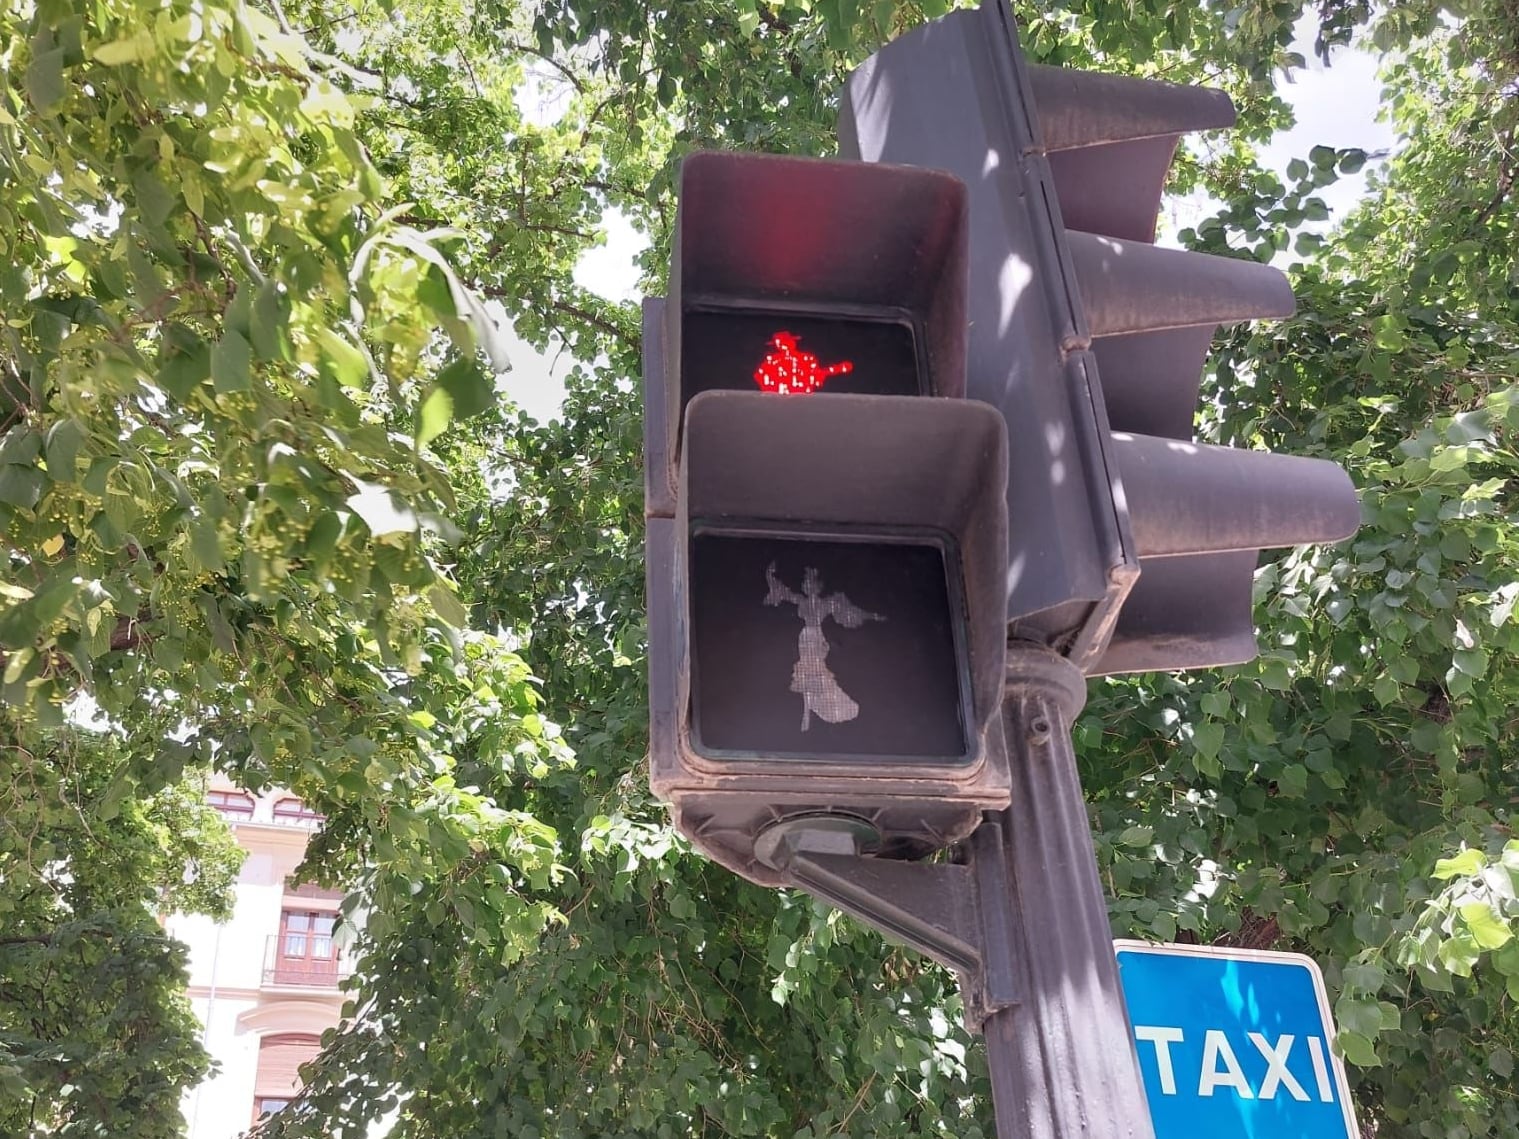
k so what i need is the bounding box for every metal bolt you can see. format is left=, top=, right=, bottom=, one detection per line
left=1029, top=716, right=1052, bottom=745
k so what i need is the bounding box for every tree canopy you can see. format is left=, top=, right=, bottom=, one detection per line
left=1, top=0, right=1516, bottom=1136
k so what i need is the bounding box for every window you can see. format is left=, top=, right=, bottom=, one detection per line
left=253, top=1034, right=319, bottom=1123
left=272, top=796, right=324, bottom=827
left=268, top=910, right=339, bottom=985
left=282, top=910, right=336, bottom=961
left=207, top=790, right=254, bottom=820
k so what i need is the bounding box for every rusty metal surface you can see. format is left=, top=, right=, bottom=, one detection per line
left=1089, top=551, right=1262, bottom=675
left=1113, top=434, right=1361, bottom=558
left=839, top=2, right=1137, bottom=645
left=1028, top=63, right=1235, bottom=150
left=642, top=298, right=675, bottom=520
left=980, top=644, right=1155, bottom=1139
left=1068, top=230, right=1296, bottom=337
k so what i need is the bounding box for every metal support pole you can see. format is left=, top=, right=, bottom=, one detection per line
left=975, top=643, right=1153, bottom=1139
left=754, top=645, right=1154, bottom=1139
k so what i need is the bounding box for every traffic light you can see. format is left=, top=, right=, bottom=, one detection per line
left=641, top=9, right=1365, bottom=1135
left=644, top=152, right=1011, bottom=885
left=838, top=0, right=1360, bottom=674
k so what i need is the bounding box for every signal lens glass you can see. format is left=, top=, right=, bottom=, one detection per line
left=683, top=310, right=919, bottom=407
left=689, top=530, right=969, bottom=763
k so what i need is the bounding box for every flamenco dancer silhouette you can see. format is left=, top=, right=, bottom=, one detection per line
left=764, top=562, right=885, bottom=731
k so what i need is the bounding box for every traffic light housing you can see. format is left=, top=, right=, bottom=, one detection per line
left=644, top=153, right=1011, bottom=885
left=838, top=0, right=1359, bottom=674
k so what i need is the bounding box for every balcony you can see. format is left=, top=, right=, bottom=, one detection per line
left=262, top=936, right=352, bottom=989
left=270, top=798, right=324, bottom=830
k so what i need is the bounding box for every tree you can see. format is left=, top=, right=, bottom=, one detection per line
left=0, top=733, right=243, bottom=1136
left=2, top=0, right=570, bottom=1131
left=2, top=0, right=1516, bottom=1136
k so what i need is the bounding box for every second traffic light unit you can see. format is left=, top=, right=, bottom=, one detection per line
left=644, top=153, right=1010, bottom=886
left=839, top=0, right=1360, bottom=675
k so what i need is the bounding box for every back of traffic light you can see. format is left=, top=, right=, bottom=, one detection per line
left=826, top=7, right=1361, bottom=1137
left=839, top=0, right=1360, bottom=674
left=643, top=152, right=1010, bottom=886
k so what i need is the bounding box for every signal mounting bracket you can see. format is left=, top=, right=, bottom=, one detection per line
left=754, top=812, right=1016, bottom=1031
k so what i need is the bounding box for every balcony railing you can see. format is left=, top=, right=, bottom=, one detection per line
left=262, top=936, right=352, bottom=989
left=269, top=810, right=324, bottom=830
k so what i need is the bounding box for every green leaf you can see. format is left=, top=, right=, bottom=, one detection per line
left=1277, top=763, right=1308, bottom=798
left=1336, top=996, right=1382, bottom=1038
left=1438, top=929, right=1482, bottom=976
left=1459, top=902, right=1513, bottom=950
left=427, top=584, right=469, bottom=629
left=25, top=45, right=67, bottom=116
left=0, top=464, right=46, bottom=509
left=304, top=511, right=343, bottom=572
left=190, top=520, right=224, bottom=573
left=43, top=419, right=86, bottom=483
left=1335, top=1031, right=1381, bottom=1068
left=211, top=329, right=252, bottom=392
left=1490, top=1046, right=1514, bottom=1079
left=1372, top=315, right=1406, bottom=351
left=416, top=385, right=453, bottom=449
left=250, top=281, right=289, bottom=360
left=319, top=328, right=369, bottom=388
left=1434, top=849, right=1485, bottom=879
left=1452, top=647, right=1488, bottom=677
left=1192, top=721, right=1224, bottom=762
left=1492, top=940, right=1519, bottom=977
left=93, top=31, right=154, bottom=65
left=1341, top=961, right=1385, bottom=993
left=437, top=355, right=495, bottom=420
left=0, top=431, right=42, bottom=465
left=158, top=326, right=211, bottom=399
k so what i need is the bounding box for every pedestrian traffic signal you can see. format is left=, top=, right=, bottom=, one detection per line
left=644, top=152, right=1011, bottom=884
left=839, top=0, right=1359, bottom=674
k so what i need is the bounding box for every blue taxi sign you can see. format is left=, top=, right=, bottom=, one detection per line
left=1115, top=941, right=1361, bottom=1139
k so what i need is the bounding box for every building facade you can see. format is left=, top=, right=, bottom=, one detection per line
left=169, top=783, right=351, bottom=1137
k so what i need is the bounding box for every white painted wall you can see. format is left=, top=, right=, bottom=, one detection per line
left=170, top=785, right=344, bottom=1139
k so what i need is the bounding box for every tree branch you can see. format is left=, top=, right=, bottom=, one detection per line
left=477, top=289, right=639, bottom=351
left=756, top=4, right=792, bottom=32
left=0, top=933, right=57, bottom=947
left=549, top=299, right=638, bottom=349
left=503, top=41, right=588, bottom=95
left=1471, top=134, right=1516, bottom=229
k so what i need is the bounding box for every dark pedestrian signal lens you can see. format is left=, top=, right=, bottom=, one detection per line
left=688, top=529, right=970, bottom=763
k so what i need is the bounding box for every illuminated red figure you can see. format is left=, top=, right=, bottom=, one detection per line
left=752, top=331, right=854, bottom=395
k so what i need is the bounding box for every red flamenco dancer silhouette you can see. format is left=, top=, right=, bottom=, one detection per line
left=752, top=331, right=854, bottom=395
